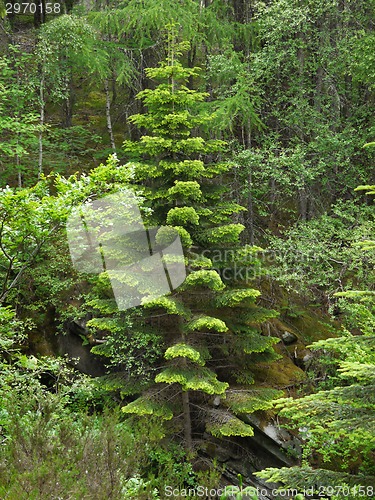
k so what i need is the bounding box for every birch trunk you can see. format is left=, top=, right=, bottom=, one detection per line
left=104, top=78, right=116, bottom=152
left=17, top=156, right=21, bottom=188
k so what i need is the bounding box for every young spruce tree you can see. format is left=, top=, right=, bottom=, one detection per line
left=119, top=28, right=281, bottom=451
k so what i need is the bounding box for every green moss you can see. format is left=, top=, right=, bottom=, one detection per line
left=287, top=313, right=338, bottom=344
left=81, top=91, right=106, bottom=110
left=252, top=357, right=306, bottom=388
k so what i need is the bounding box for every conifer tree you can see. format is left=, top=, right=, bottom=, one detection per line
left=119, top=27, right=281, bottom=450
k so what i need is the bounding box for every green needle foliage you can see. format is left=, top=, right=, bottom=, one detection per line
left=118, top=27, right=281, bottom=449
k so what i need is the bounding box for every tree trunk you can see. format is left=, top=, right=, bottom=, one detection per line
left=246, top=124, right=254, bottom=244
left=247, top=169, right=254, bottom=245
left=180, top=318, right=193, bottom=452
left=104, top=78, right=116, bottom=152
left=66, top=0, right=75, bottom=13
left=63, top=99, right=72, bottom=127
left=298, top=186, right=307, bottom=221
left=315, top=65, right=324, bottom=113
left=34, top=0, right=46, bottom=28
left=111, top=72, right=117, bottom=103
left=181, top=389, right=193, bottom=452
left=38, top=73, right=45, bottom=179
left=17, top=156, right=21, bottom=188
left=61, top=70, right=74, bottom=128
left=270, top=177, right=277, bottom=205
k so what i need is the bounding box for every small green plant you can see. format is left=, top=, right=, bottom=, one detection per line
left=220, top=474, right=258, bottom=500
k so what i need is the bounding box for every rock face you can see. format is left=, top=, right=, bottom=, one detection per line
left=245, top=414, right=301, bottom=460
left=281, top=330, right=298, bottom=345
left=57, top=319, right=106, bottom=377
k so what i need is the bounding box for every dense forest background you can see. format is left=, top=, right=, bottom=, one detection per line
left=0, top=0, right=374, bottom=498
